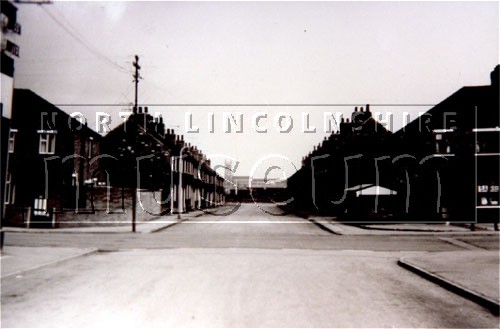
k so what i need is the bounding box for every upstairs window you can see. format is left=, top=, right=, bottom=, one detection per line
left=8, top=129, right=17, bottom=153
left=88, top=137, right=94, bottom=158
left=38, top=130, right=57, bottom=154
left=4, top=173, right=12, bottom=204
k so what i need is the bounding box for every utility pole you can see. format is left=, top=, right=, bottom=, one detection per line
left=131, top=55, right=141, bottom=232
left=133, top=55, right=141, bottom=107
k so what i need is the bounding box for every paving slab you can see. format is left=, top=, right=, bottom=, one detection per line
left=1, top=246, right=97, bottom=278
left=398, top=251, right=499, bottom=314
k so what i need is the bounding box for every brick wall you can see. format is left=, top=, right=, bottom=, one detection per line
left=53, top=186, right=167, bottom=228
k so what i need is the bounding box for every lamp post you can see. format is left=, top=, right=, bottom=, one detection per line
left=119, top=133, right=137, bottom=233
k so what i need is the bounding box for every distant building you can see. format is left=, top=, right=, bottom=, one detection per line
left=226, top=175, right=287, bottom=203
left=4, top=89, right=102, bottom=227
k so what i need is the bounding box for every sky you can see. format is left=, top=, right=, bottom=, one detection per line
left=12, top=1, right=499, bottom=178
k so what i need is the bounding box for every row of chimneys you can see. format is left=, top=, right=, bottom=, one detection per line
left=130, top=107, right=210, bottom=165
left=353, top=104, right=370, bottom=112
left=133, top=106, right=149, bottom=114
left=301, top=105, right=372, bottom=165
left=134, top=114, right=210, bottom=166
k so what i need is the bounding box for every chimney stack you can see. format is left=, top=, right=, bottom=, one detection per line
left=491, top=65, right=499, bottom=88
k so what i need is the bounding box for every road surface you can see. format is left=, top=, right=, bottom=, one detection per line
left=1, top=204, right=499, bottom=327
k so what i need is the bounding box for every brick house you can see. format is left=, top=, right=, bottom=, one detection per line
left=4, top=89, right=101, bottom=227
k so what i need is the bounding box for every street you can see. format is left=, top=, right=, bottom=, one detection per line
left=1, top=204, right=499, bottom=327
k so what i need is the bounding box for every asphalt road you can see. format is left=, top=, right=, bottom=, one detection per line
left=2, top=204, right=499, bottom=327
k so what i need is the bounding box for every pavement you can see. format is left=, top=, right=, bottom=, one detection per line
left=398, top=251, right=499, bottom=315
left=1, top=246, right=97, bottom=279
left=0, top=208, right=223, bottom=278
left=1, top=209, right=207, bottom=234
left=308, top=216, right=499, bottom=235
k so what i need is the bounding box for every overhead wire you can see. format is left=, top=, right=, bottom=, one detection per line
left=40, top=5, right=130, bottom=75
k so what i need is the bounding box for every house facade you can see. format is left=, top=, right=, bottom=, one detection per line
left=100, top=106, right=225, bottom=215
left=1, top=0, right=21, bottom=215
left=4, top=89, right=102, bottom=227
left=288, top=66, right=499, bottom=223
left=393, top=65, right=499, bottom=221
left=287, top=105, right=395, bottom=218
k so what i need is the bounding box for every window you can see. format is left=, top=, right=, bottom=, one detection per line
left=88, top=138, right=94, bottom=158
left=4, top=173, right=12, bottom=204
left=72, top=172, right=78, bottom=187
left=8, top=129, right=17, bottom=153
left=478, top=185, right=489, bottom=193
left=39, top=131, right=56, bottom=154
left=34, top=197, right=48, bottom=216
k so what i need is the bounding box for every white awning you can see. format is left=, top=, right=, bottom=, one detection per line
left=355, top=185, right=397, bottom=197
left=345, top=184, right=374, bottom=192
left=345, top=184, right=397, bottom=196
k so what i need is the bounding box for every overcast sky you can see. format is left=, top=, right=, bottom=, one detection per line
left=13, top=1, right=499, bottom=178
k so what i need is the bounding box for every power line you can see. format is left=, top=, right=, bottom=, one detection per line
left=40, top=5, right=130, bottom=75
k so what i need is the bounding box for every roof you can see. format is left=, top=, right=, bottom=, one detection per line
left=394, top=84, right=499, bottom=137
left=12, top=89, right=102, bottom=139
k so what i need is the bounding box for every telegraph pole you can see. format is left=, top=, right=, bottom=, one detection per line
left=131, top=55, right=141, bottom=232
left=133, top=55, right=141, bottom=107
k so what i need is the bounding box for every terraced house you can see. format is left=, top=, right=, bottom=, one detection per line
left=3, top=91, right=225, bottom=228
left=288, top=66, right=499, bottom=223
left=100, top=106, right=225, bottom=216
left=4, top=89, right=101, bottom=227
